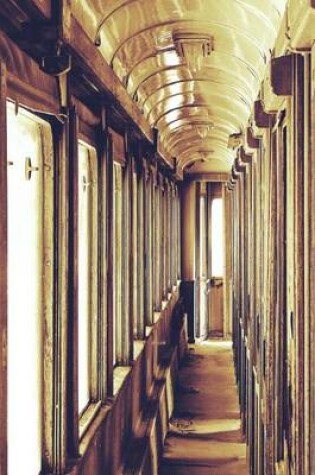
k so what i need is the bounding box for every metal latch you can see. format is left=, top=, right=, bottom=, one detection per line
left=25, top=157, right=39, bottom=180
left=83, top=175, right=95, bottom=191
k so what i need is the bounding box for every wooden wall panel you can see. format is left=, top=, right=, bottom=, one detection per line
left=66, top=298, right=185, bottom=475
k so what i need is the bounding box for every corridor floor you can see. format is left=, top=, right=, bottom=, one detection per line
left=160, top=340, right=249, bottom=475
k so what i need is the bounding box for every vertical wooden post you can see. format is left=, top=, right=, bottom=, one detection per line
left=152, top=168, right=157, bottom=308
left=275, top=116, right=288, bottom=464
left=106, top=133, right=114, bottom=395
left=265, top=128, right=277, bottom=475
left=54, top=83, right=71, bottom=472
left=173, top=185, right=178, bottom=287
left=99, top=106, right=108, bottom=401
left=181, top=181, right=196, bottom=280
left=181, top=181, right=196, bottom=342
left=223, top=185, right=233, bottom=337
left=302, top=52, right=311, bottom=475
left=178, top=185, right=181, bottom=280
left=195, top=182, right=201, bottom=337
left=163, top=179, right=168, bottom=298
left=309, top=44, right=315, bottom=475
left=0, top=62, right=7, bottom=475
left=207, top=182, right=212, bottom=295
left=66, top=104, right=79, bottom=460
left=294, top=53, right=305, bottom=475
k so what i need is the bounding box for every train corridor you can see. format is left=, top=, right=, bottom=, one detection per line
left=160, top=340, right=248, bottom=475
left=2, top=1, right=315, bottom=474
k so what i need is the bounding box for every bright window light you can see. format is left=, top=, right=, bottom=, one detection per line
left=200, top=196, right=207, bottom=277
left=78, top=143, right=94, bottom=414
left=211, top=198, right=223, bottom=276
left=7, top=102, right=44, bottom=475
left=114, top=164, right=122, bottom=365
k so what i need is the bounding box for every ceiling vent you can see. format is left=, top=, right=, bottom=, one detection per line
left=173, top=31, right=213, bottom=72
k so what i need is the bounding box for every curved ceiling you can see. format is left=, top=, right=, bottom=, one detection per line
left=72, top=0, right=287, bottom=175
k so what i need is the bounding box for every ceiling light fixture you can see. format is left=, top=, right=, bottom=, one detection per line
left=173, top=31, right=213, bottom=72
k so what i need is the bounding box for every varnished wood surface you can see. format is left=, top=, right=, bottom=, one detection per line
left=160, top=340, right=248, bottom=475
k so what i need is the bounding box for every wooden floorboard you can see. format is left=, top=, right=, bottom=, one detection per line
left=160, top=340, right=249, bottom=475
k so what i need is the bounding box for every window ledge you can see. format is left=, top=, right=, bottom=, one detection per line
left=78, top=287, right=182, bottom=464
left=153, top=311, right=161, bottom=323
left=133, top=340, right=145, bottom=360
left=113, top=366, right=132, bottom=396
left=79, top=404, right=112, bottom=456
left=145, top=325, right=153, bottom=338
left=79, top=401, right=102, bottom=441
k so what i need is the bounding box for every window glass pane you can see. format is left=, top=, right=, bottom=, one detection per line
left=122, top=166, right=130, bottom=359
left=211, top=198, right=223, bottom=276
left=7, top=103, right=48, bottom=474
left=137, top=174, right=144, bottom=337
left=200, top=195, right=207, bottom=277
left=78, top=142, right=98, bottom=414
left=114, top=164, right=122, bottom=364
left=132, top=171, right=138, bottom=337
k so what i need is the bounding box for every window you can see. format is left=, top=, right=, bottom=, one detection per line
left=78, top=141, right=98, bottom=415
left=7, top=102, right=53, bottom=474
left=162, top=185, right=167, bottom=297
left=200, top=194, right=207, bottom=278
left=170, top=187, right=177, bottom=287
left=144, top=170, right=153, bottom=325
left=137, top=171, right=145, bottom=337
left=211, top=198, right=223, bottom=276
left=132, top=167, right=139, bottom=337
left=196, top=184, right=208, bottom=338
left=113, top=163, right=122, bottom=364
left=153, top=178, right=160, bottom=310
left=152, top=177, right=157, bottom=311
left=177, top=191, right=181, bottom=280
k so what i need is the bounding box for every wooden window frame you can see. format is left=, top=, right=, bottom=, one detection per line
left=162, top=179, right=167, bottom=298
left=177, top=188, right=181, bottom=281
left=77, top=137, right=102, bottom=437
left=0, top=50, right=61, bottom=473
left=158, top=172, right=164, bottom=305
left=137, top=161, right=145, bottom=338
left=113, top=162, right=123, bottom=365
left=152, top=168, right=158, bottom=311
left=144, top=163, right=153, bottom=326
left=121, top=161, right=132, bottom=363
left=112, top=135, right=131, bottom=366
left=131, top=157, right=140, bottom=339
left=170, top=184, right=177, bottom=288
left=0, top=70, right=58, bottom=473
left=68, top=102, right=108, bottom=447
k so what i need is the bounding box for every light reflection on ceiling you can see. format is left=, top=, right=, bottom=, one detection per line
left=72, top=0, right=287, bottom=175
